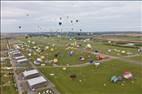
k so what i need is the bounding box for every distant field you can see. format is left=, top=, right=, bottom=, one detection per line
left=39, top=59, right=142, bottom=94
left=19, top=36, right=138, bottom=58
left=91, top=42, right=138, bottom=56
left=96, top=35, right=142, bottom=42
left=0, top=39, right=7, bottom=51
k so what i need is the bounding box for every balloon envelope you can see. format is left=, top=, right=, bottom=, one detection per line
left=19, top=26, right=22, bottom=29
left=59, top=22, right=62, bottom=26
left=76, top=20, right=79, bottom=22
left=67, top=16, right=69, bottom=19
left=26, top=14, right=29, bottom=16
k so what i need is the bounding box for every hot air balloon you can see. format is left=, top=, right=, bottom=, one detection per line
left=26, top=14, right=29, bottom=16
left=70, top=20, right=73, bottom=23
left=76, top=20, right=79, bottom=23
left=60, top=17, right=62, bottom=20
left=19, top=26, right=22, bottom=29
left=59, top=22, right=62, bottom=26
left=25, top=35, right=29, bottom=39
left=67, top=16, right=69, bottom=19
left=70, top=74, right=77, bottom=80
left=54, top=52, right=59, bottom=57
left=77, top=33, right=81, bottom=36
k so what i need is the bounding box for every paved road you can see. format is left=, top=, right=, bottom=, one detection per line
left=40, top=53, right=142, bottom=68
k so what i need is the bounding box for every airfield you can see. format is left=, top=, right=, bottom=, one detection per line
left=1, top=33, right=142, bottom=94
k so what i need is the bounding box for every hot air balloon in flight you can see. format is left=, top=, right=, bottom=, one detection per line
left=76, top=19, right=79, bottom=23
left=26, top=14, right=29, bottom=16
left=70, top=20, right=73, bottom=24
left=67, top=16, right=69, bottom=19
left=18, top=26, right=22, bottom=29
left=59, top=22, right=62, bottom=26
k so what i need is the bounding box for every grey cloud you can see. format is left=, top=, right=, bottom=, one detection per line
left=1, top=1, right=142, bottom=33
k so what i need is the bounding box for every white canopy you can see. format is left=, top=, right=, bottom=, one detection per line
left=15, top=56, right=25, bottom=60
left=27, top=76, right=47, bottom=87
left=23, top=69, right=39, bottom=77
left=17, top=58, right=28, bottom=63
left=12, top=51, right=21, bottom=55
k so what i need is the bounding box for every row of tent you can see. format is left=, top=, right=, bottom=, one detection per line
left=9, top=49, right=28, bottom=64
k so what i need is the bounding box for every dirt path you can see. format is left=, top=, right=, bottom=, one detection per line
left=56, top=53, right=142, bottom=67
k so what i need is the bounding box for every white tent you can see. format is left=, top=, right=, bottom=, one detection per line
left=14, top=55, right=25, bottom=60
left=27, top=76, right=47, bottom=89
left=17, top=58, right=28, bottom=63
left=23, top=69, right=39, bottom=78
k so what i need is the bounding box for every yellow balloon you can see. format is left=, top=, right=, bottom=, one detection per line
left=53, top=58, right=58, bottom=63
left=50, top=48, right=54, bottom=51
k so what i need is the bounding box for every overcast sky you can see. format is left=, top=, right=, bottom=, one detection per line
left=1, top=1, right=142, bottom=33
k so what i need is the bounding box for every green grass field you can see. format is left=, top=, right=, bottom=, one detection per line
left=18, top=36, right=138, bottom=60
left=0, top=38, right=18, bottom=94
left=0, top=39, right=8, bottom=51
left=126, top=55, right=142, bottom=62
left=1, top=61, right=18, bottom=94
left=39, top=59, right=142, bottom=94
left=97, top=35, right=142, bottom=41
left=19, top=37, right=98, bottom=65
left=16, top=36, right=142, bottom=94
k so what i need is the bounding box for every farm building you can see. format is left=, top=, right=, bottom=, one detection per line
left=16, top=58, right=28, bottom=63
left=23, top=69, right=40, bottom=79
left=27, top=76, right=47, bottom=90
